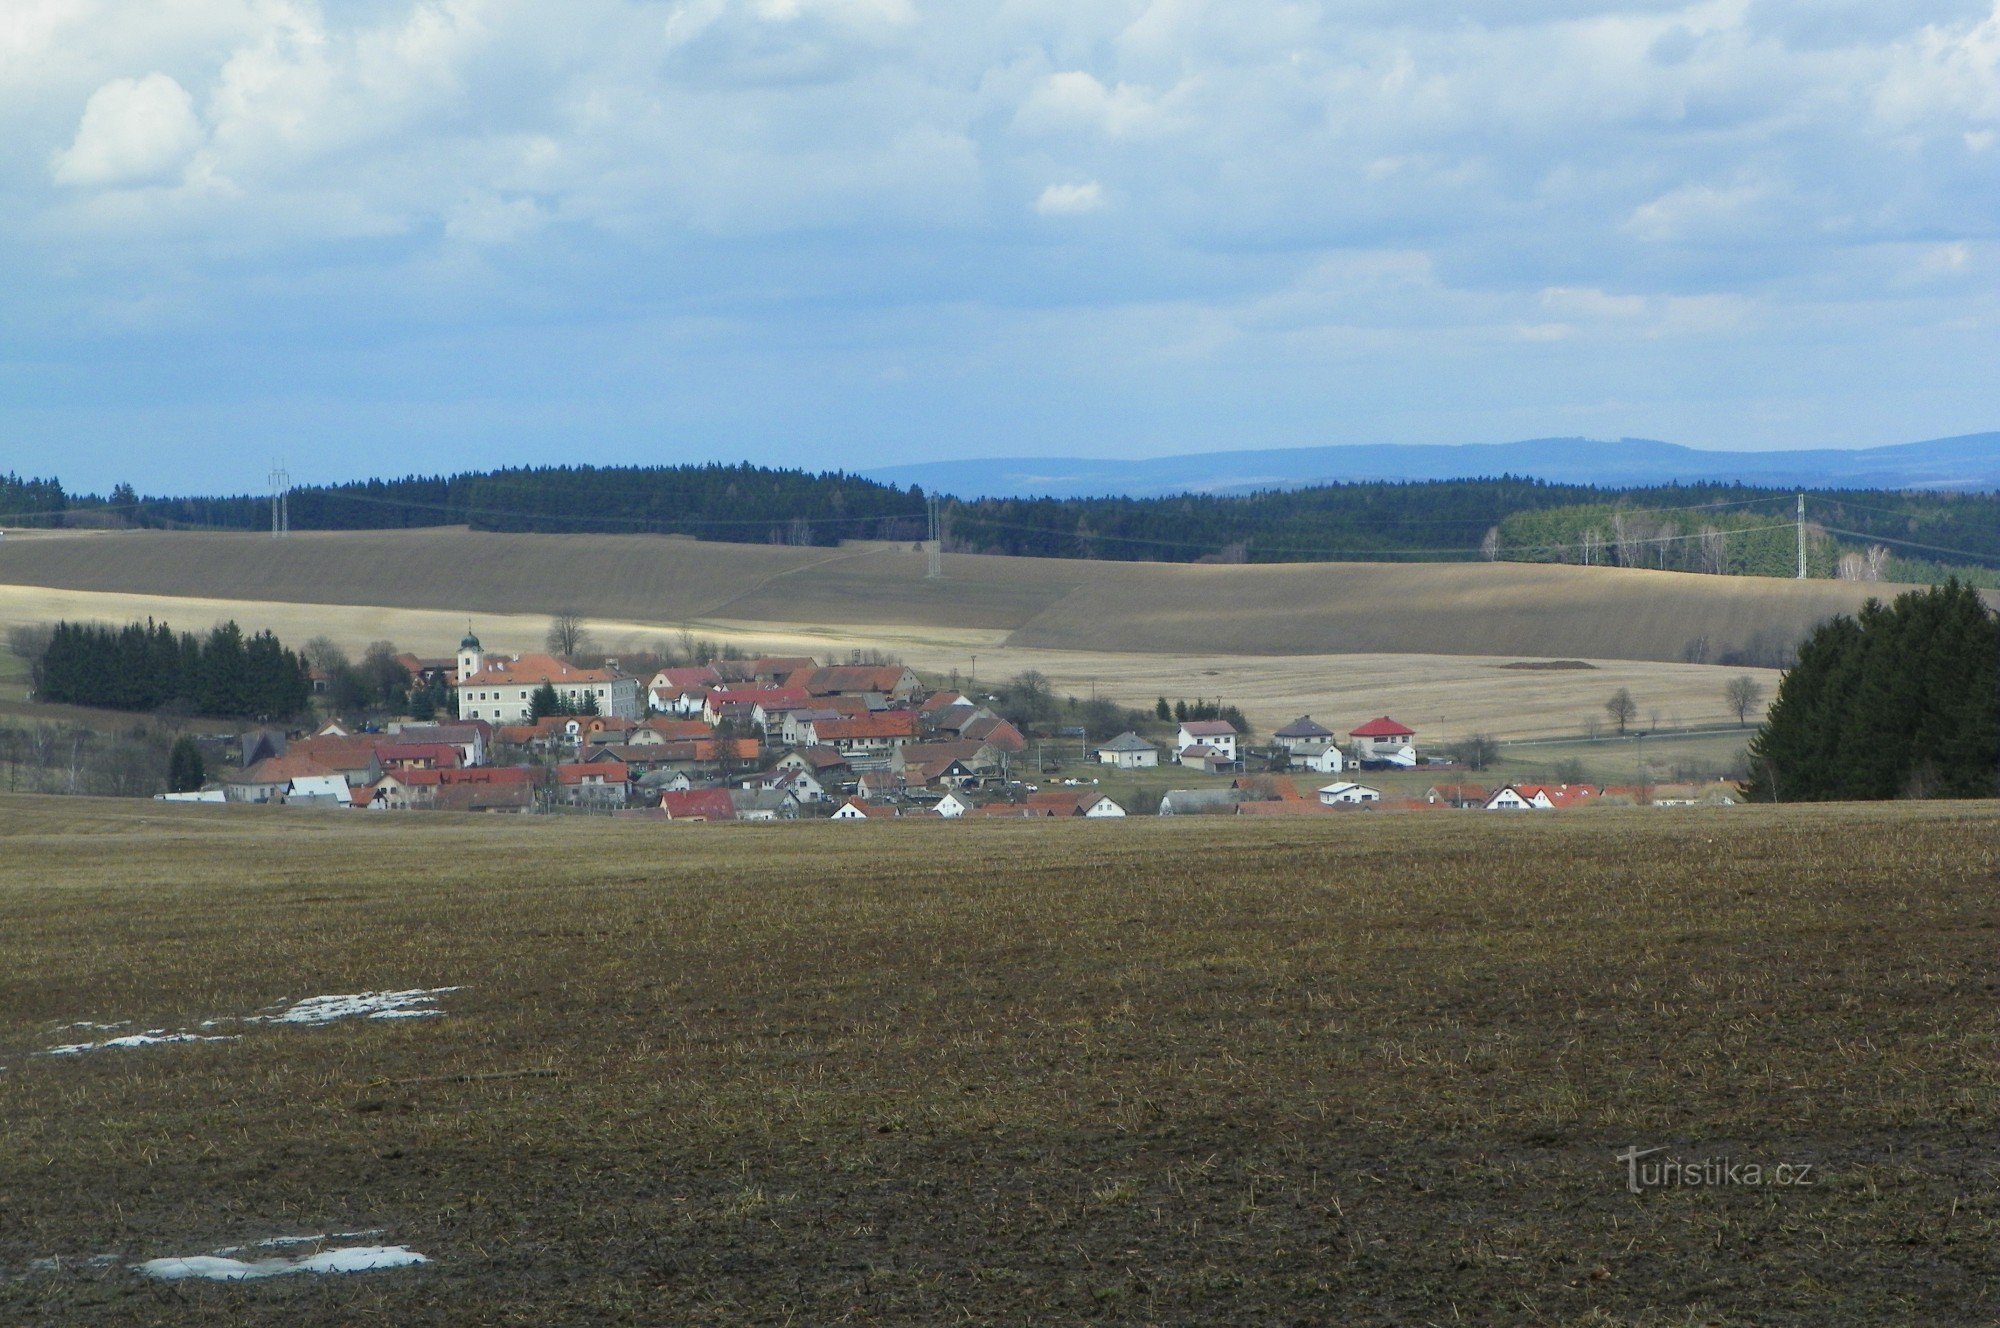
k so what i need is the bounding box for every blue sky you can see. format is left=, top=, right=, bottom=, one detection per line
left=3, top=0, right=1997, bottom=494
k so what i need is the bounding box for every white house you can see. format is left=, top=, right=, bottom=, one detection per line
left=454, top=631, right=641, bottom=724
left=1299, top=746, right=1345, bottom=775
left=1096, top=731, right=1159, bottom=769
left=1317, top=781, right=1381, bottom=805
left=1273, top=715, right=1337, bottom=758
left=1176, top=720, right=1238, bottom=762
left=934, top=789, right=977, bottom=818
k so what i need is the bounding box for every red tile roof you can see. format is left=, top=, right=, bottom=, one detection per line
left=1350, top=716, right=1415, bottom=738
left=555, top=761, right=630, bottom=785
left=659, top=789, right=736, bottom=821
left=461, top=653, right=624, bottom=686
left=813, top=713, right=919, bottom=742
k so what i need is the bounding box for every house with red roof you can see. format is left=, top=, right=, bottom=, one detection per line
left=1349, top=716, right=1418, bottom=766
left=659, top=788, right=738, bottom=822
left=554, top=760, right=631, bottom=809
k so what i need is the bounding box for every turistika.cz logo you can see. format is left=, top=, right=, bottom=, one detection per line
left=1615, top=1146, right=1818, bottom=1194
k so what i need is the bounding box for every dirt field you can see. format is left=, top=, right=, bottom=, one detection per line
left=0, top=526, right=1934, bottom=662
left=0, top=798, right=1993, bottom=1325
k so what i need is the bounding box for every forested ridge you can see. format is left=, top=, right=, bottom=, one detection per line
left=7, top=463, right=1997, bottom=581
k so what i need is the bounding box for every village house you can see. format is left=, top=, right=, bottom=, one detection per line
left=398, top=765, right=540, bottom=810
left=1317, top=781, right=1382, bottom=806
left=832, top=796, right=899, bottom=820
left=933, top=788, right=979, bottom=818
left=1484, top=783, right=1598, bottom=811
left=454, top=631, right=641, bottom=724
left=1425, top=783, right=1492, bottom=809
left=554, top=761, right=630, bottom=809
left=648, top=788, right=729, bottom=821
left=224, top=755, right=343, bottom=804
left=1272, top=716, right=1337, bottom=758
left=1349, top=717, right=1418, bottom=766
left=1175, top=720, right=1239, bottom=764
left=801, top=711, right=919, bottom=767
left=1024, top=790, right=1127, bottom=818
left=729, top=788, right=800, bottom=821
left=387, top=721, right=489, bottom=767
left=1095, top=731, right=1159, bottom=769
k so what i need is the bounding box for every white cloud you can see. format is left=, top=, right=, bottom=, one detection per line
left=51, top=72, right=203, bottom=186
left=1035, top=180, right=1106, bottom=215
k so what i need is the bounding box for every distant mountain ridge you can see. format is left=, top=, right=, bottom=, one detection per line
left=864, top=433, right=2000, bottom=499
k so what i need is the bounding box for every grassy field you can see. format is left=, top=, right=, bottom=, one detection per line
left=0, top=526, right=1946, bottom=663
left=1, top=798, right=1993, bottom=1325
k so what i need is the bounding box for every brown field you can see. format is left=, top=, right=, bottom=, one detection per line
left=0, top=526, right=1944, bottom=661
left=1, top=797, right=1994, bottom=1325
left=0, top=526, right=1893, bottom=738
left=0, top=579, right=1779, bottom=742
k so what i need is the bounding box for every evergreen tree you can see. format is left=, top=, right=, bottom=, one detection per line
left=530, top=682, right=562, bottom=720
left=167, top=736, right=206, bottom=792
left=1155, top=696, right=1171, bottom=721
left=1748, top=580, right=1999, bottom=801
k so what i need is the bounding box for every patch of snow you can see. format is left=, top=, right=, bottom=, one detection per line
left=257, top=989, right=461, bottom=1026
left=44, top=1031, right=238, bottom=1056
left=133, top=1245, right=429, bottom=1282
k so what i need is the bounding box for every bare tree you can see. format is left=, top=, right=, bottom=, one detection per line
left=1697, top=525, right=1728, bottom=575
left=1724, top=675, right=1765, bottom=727
left=1605, top=687, right=1638, bottom=736
left=545, top=611, right=595, bottom=660
left=1480, top=527, right=1501, bottom=561
left=1446, top=733, right=1499, bottom=771
left=301, top=635, right=349, bottom=672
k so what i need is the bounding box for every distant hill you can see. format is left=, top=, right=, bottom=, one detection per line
left=864, top=433, right=2000, bottom=499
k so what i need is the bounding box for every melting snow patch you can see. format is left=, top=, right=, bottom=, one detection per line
left=133, top=1245, right=429, bottom=1282
left=258, top=989, right=461, bottom=1025
left=45, top=1031, right=238, bottom=1057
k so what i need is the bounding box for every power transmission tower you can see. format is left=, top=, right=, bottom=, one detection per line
left=1795, top=493, right=1805, bottom=579
left=925, top=494, right=942, bottom=579
left=269, top=462, right=291, bottom=539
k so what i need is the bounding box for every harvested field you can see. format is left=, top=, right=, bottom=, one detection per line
left=0, top=527, right=1947, bottom=663
left=0, top=581, right=1778, bottom=741
left=0, top=797, right=1993, bottom=1325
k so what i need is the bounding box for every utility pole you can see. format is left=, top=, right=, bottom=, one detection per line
left=269, top=462, right=291, bottom=539
left=925, top=494, right=942, bottom=580
left=1795, top=493, right=1805, bottom=579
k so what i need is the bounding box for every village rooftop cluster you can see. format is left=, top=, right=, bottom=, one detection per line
left=160, top=633, right=1740, bottom=820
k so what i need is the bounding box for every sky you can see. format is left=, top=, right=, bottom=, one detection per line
left=2, top=0, right=1997, bottom=495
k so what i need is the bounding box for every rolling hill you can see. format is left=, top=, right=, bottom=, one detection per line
left=0, top=527, right=1943, bottom=664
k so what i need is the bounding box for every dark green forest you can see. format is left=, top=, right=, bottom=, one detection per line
left=11, top=463, right=1998, bottom=581
left=36, top=619, right=312, bottom=720
left=1746, top=581, right=1999, bottom=801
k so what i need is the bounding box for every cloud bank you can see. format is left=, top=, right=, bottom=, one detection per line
left=2, top=0, right=1996, bottom=490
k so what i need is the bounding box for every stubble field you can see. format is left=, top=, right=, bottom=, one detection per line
left=1, top=797, right=1993, bottom=1325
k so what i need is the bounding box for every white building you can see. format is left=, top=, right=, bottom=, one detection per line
left=454, top=632, right=641, bottom=724
left=1096, top=732, right=1159, bottom=769
left=1317, top=781, right=1381, bottom=806
left=1176, top=720, right=1238, bottom=763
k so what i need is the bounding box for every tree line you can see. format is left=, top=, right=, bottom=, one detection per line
left=28, top=463, right=1999, bottom=580
left=32, top=619, right=312, bottom=720
left=1747, top=580, right=1999, bottom=801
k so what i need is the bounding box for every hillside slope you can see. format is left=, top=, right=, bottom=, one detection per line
left=0, top=527, right=1955, bottom=665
